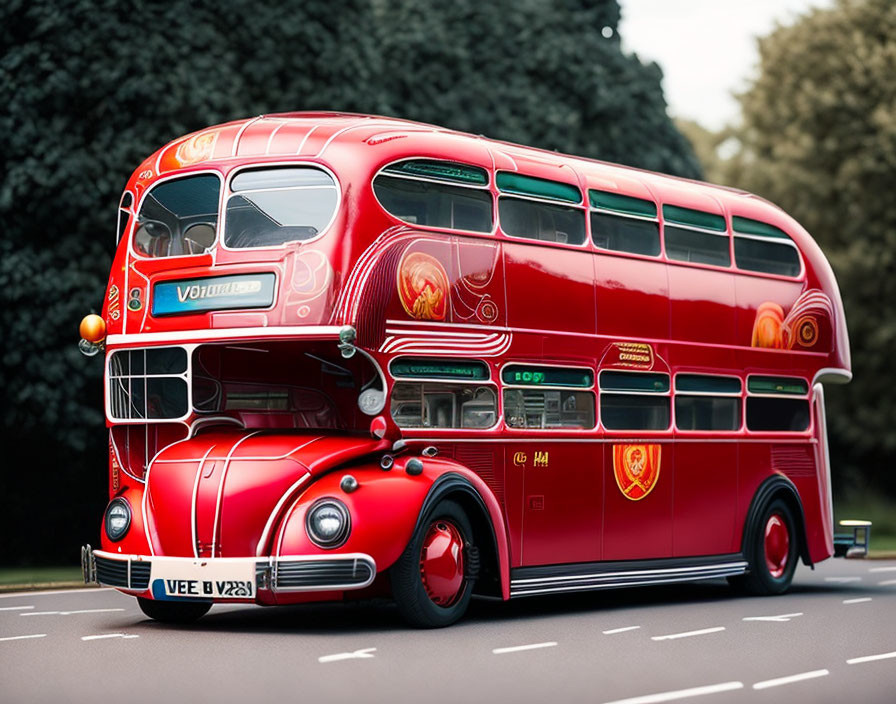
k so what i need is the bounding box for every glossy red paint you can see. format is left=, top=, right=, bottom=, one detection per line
left=89, top=112, right=850, bottom=614
left=420, top=519, right=466, bottom=606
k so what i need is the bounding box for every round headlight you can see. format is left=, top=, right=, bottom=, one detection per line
left=104, top=498, right=131, bottom=542
left=306, top=499, right=350, bottom=549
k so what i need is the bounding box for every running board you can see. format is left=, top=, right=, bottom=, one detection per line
left=510, top=555, right=748, bottom=598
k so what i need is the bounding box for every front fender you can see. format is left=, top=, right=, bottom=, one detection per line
left=275, top=457, right=510, bottom=599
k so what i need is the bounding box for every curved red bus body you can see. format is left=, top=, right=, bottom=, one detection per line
left=85, top=112, right=850, bottom=623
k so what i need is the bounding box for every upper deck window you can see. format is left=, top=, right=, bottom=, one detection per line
left=590, top=189, right=660, bottom=256
left=497, top=173, right=585, bottom=245
left=134, top=174, right=220, bottom=258
left=224, top=167, right=339, bottom=248
left=373, top=159, right=492, bottom=233
left=663, top=204, right=730, bottom=268
left=732, top=216, right=801, bottom=277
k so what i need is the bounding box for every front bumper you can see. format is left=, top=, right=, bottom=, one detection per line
left=81, top=545, right=376, bottom=597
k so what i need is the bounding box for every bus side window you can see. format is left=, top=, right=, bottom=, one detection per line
left=745, top=375, right=811, bottom=432
left=674, top=374, right=742, bottom=431
left=390, top=382, right=497, bottom=429
left=599, top=371, right=671, bottom=430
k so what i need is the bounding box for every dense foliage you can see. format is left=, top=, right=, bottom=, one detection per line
left=705, top=0, right=896, bottom=499
left=0, top=0, right=698, bottom=564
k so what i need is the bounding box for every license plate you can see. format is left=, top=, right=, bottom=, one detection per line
left=150, top=559, right=256, bottom=600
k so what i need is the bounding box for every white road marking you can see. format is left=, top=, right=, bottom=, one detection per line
left=651, top=627, right=725, bottom=641
left=752, top=669, right=829, bottom=690
left=847, top=651, right=896, bottom=665
left=602, top=681, right=744, bottom=704
left=21, top=608, right=125, bottom=617
left=743, top=612, right=803, bottom=623
left=843, top=598, right=872, bottom=604
left=492, top=641, right=558, bottom=654
left=0, top=634, right=46, bottom=642
left=81, top=633, right=139, bottom=641
left=318, top=647, right=376, bottom=663
left=0, top=588, right=112, bottom=599
left=878, top=579, right=896, bottom=586
left=0, top=605, right=34, bottom=611
left=824, top=576, right=861, bottom=583
left=868, top=566, right=896, bottom=573
left=603, top=626, right=641, bottom=635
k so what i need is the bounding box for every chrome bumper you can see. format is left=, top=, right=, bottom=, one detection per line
left=81, top=545, right=376, bottom=595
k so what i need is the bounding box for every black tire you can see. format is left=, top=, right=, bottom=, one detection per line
left=739, top=498, right=798, bottom=596
left=391, top=499, right=475, bottom=628
left=137, top=597, right=211, bottom=624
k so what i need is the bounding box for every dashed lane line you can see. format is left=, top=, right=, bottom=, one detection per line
left=318, top=647, right=376, bottom=663
left=742, top=612, right=803, bottom=622
left=0, top=634, right=46, bottom=642
left=81, top=633, right=139, bottom=641
left=878, top=579, right=896, bottom=586
left=868, top=566, right=896, bottom=573
left=21, top=608, right=126, bottom=616
left=603, top=626, right=641, bottom=635
left=842, top=598, right=872, bottom=604
left=492, top=641, right=558, bottom=654
left=0, top=605, right=34, bottom=611
left=847, top=651, right=896, bottom=665
left=651, top=627, right=725, bottom=641
left=0, top=588, right=112, bottom=599
left=752, top=669, right=829, bottom=690
left=824, top=577, right=861, bottom=583
left=602, top=681, right=744, bottom=704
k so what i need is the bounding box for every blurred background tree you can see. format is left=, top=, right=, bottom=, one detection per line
left=0, top=0, right=697, bottom=564
left=697, top=0, right=896, bottom=506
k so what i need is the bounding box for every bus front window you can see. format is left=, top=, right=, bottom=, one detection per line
left=134, top=174, right=220, bottom=257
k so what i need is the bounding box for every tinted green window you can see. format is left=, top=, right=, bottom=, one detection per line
left=600, top=371, right=670, bottom=393
left=665, top=226, right=731, bottom=267
left=504, top=389, right=595, bottom=429
left=499, top=197, right=586, bottom=245
left=591, top=213, right=660, bottom=256
left=496, top=172, right=582, bottom=204
left=746, top=397, right=810, bottom=431
left=663, top=205, right=726, bottom=232
left=732, top=216, right=791, bottom=240
left=675, top=397, right=741, bottom=431
left=392, top=358, right=489, bottom=381
left=734, top=237, right=801, bottom=277
left=502, top=365, right=593, bottom=387
left=748, top=376, right=809, bottom=395
left=601, top=395, right=670, bottom=430
left=382, top=159, right=488, bottom=186
left=589, top=190, right=657, bottom=217
left=675, top=375, right=741, bottom=394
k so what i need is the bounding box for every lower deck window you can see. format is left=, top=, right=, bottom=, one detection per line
left=391, top=382, right=497, bottom=429
left=601, top=395, right=670, bottom=430
left=675, top=396, right=741, bottom=431
left=746, top=397, right=810, bottom=431
left=108, top=347, right=189, bottom=420
left=504, top=389, right=595, bottom=429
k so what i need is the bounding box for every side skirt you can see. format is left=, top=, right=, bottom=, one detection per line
left=510, top=554, right=747, bottom=598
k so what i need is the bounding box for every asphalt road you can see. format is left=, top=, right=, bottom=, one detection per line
left=2, top=558, right=894, bottom=704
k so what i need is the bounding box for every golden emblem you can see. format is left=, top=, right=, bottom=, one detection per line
left=613, top=444, right=661, bottom=501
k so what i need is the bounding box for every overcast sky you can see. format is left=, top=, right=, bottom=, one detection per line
left=618, top=0, right=834, bottom=130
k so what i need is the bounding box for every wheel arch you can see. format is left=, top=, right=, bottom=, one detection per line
left=742, top=474, right=812, bottom=568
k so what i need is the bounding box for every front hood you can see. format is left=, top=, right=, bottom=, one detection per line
left=145, top=430, right=385, bottom=557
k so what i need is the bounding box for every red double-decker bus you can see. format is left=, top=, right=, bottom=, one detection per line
left=80, top=112, right=854, bottom=627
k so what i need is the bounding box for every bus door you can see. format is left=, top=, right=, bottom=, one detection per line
left=503, top=364, right=601, bottom=566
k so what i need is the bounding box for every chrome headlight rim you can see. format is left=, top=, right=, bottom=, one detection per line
left=305, top=498, right=351, bottom=549
left=104, top=498, right=132, bottom=542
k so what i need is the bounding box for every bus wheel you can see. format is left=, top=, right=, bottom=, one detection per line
left=391, top=499, right=474, bottom=628
left=137, top=597, right=211, bottom=624
left=739, top=498, right=798, bottom=596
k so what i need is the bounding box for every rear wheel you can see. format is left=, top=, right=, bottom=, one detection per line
left=137, top=597, right=211, bottom=624
left=391, top=500, right=475, bottom=628
left=738, top=498, right=798, bottom=595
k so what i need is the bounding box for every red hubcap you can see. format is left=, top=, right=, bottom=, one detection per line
left=764, top=514, right=790, bottom=579
left=419, top=520, right=465, bottom=607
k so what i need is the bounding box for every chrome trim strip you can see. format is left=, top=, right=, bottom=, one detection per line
left=107, top=326, right=344, bottom=346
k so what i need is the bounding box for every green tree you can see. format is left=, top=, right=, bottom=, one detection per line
left=728, top=0, right=896, bottom=496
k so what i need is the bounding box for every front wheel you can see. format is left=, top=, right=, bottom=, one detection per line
left=391, top=500, right=475, bottom=628
left=738, top=498, right=798, bottom=595
left=137, top=597, right=211, bottom=624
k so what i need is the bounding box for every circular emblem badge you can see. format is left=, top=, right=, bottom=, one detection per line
left=397, top=251, right=449, bottom=321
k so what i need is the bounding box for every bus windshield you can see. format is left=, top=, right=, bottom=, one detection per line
left=134, top=174, right=220, bottom=257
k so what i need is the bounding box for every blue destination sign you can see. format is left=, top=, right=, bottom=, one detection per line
left=152, top=273, right=276, bottom=317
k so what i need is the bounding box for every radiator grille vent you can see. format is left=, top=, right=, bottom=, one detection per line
left=455, top=445, right=503, bottom=504
left=772, top=445, right=816, bottom=478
